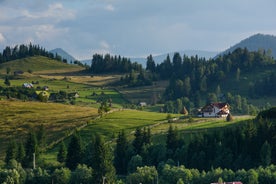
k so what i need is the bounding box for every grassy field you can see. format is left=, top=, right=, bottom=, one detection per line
left=0, top=100, right=99, bottom=159
left=118, top=80, right=169, bottom=104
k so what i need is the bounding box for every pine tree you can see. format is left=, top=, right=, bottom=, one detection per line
left=114, top=131, right=128, bottom=175
left=66, top=133, right=83, bottom=170
left=23, top=131, right=38, bottom=168
left=260, top=141, right=271, bottom=166
left=92, top=135, right=116, bottom=184
left=36, top=124, right=46, bottom=152
left=17, top=141, right=25, bottom=164
left=142, top=127, right=151, bottom=145
left=57, top=141, right=67, bottom=163
left=132, top=127, right=143, bottom=154
left=166, top=125, right=179, bottom=155
left=5, top=140, right=17, bottom=165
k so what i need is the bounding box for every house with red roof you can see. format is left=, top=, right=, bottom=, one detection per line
left=199, top=102, right=230, bottom=118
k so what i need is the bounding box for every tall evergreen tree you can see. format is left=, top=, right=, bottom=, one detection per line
left=132, top=127, right=143, bottom=155
left=57, top=141, right=67, bottom=163
left=166, top=125, right=179, bottom=156
left=66, top=133, right=83, bottom=170
left=114, top=130, right=128, bottom=175
left=142, top=127, right=151, bottom=145
left=92, top=135, right=116, bottom=184
left=260, top=141, right=271, bottom=166
left=17, top=141, right=25, bottom=164
left=23, top=131, right=38, bottom=168
left=5, top=140, right=17, bottom=165
left=146, top=54, right=156, bottom=73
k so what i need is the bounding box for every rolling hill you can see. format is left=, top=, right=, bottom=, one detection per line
left=0, top=56, right=84, bottom=75
left=217, top=33, right=276, bottom=58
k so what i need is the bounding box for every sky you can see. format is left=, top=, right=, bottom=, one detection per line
left=0, top=0, right=275, bottom=60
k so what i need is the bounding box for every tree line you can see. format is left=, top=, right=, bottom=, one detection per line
left=90, top=54, right=142, bottom=74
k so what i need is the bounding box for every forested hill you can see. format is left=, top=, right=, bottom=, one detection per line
left=0, top=43, right=64, bottom=63
left=218, top=33, right=276, bottom=58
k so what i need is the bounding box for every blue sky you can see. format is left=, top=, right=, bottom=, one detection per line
left=0, top=0, right=275, bottom=60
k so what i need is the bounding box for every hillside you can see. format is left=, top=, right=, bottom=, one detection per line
left=0, top=100, right=99, bottom=158
left=0, top=56, right=84, bottom=75
left=218, top=33, right=276, bottom=58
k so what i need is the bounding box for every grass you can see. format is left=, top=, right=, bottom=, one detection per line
left=79, top=109, right=174, bottom=142
left=0, top=100, right=99, bottom=159
left=118, top=80, right=169, bottom=104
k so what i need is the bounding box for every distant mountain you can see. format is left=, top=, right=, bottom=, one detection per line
left=50, top=48, right=76, bottom=64
left=217, top=33, right=276, bottom=58
left=130, top=50, right=218, bottom=67
left=80, top=59, right=91, bottom=66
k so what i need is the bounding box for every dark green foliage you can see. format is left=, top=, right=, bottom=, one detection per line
left=146, top=54, right=156, bottom=73
left=132, top=127, right=143, bottom=155
left=260, top=141, right=271, bottom=166
left=36, top=124, right=46, bottom=152
left=257, top=107, right=276, bottom=119
left=66, top=133, right=83, bottom=170
left=166, top=125, right=179, bottom=157
left=23, top=131, right=38, bottom=168
left=127, top=166, right=158, bottom=184
left=0, top=86, right=36, bottom=101
left=91, top=135, right=116, bottom=184
left=70, top=164, right=93, bottom=184
left=57, top=141, right=67, bottom=163
left=52, top=167, right=71, bottom=184
left=114, top=130, right=128, bottom=175
left=127, top=154, right=143, bottom=173
left=159, top=49, right=275, bottom=111
left=91, top=53, right=142, bottom=74
left=5, top=140, right=17, bottom=165
left=17, top=141, right=25, bottom=164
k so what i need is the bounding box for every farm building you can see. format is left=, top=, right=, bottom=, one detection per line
left=22, top=83, right=34, bottom=88
left=199, top=102, right=230, bottom=118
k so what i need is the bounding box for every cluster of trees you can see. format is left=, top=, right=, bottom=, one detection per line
left=127, top=164, right=276, bottom=184
left=91, top=54, right=142, bottom=74
left=5, top=125, right=46, bottom=168
left=252, top=72, right=276, bottom=97
left=159, top=49, right=275, bottom=103
left=163, top=92, right=259, bottom=115
left=0, top=86, right=36, bottom=101
left=119, top=70, right=153, bottom=87
left=114, top=118, right=275, bottom=176
left=0, top=43, right=62, bottom=63
left=2, top=109, right=276, bottom=183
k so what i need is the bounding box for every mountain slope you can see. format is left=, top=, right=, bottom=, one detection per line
left=218, top=33, right=276, bottom=58
left=50, top=48, right=76, bottom=63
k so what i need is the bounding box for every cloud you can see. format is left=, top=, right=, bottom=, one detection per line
left=21, top=3, right=75, bottom=22
left=100, top=40, right=110, bottom=50
left=104, top=4, right=114, bottom=11
left=0, top=33, right=5, bottom=43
